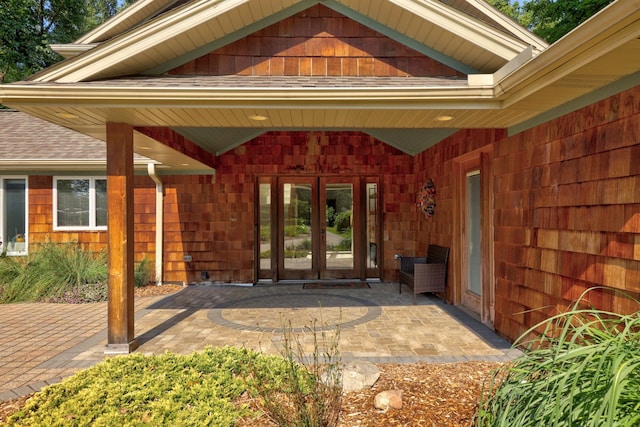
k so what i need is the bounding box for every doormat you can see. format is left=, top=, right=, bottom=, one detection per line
left=303, top=282, right=370, bottom=289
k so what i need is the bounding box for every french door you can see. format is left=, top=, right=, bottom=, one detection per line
left=257, top=176, right=380, bottom=281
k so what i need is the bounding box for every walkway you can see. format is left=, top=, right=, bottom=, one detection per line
left=0, top=282, right=521, bottom=402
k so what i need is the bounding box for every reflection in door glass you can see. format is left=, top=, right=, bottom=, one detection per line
left=284, top=183, right=312, bottom=270
left=467, top=172, right=482, bottom=295
left=259, top=183, right=271, bottom=272
left=366, top=183, right=378, bottom=269
left=4, top=179, right=27, bottom=254
left=325, top=183, right=353, bottom=269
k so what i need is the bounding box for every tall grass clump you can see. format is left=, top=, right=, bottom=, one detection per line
left=475, top=289, right=640, bottom=427
left=253, top=316, right=343, bottom=427
left=0, top=242, right=107, bottom=303
left=0, top=242, right=155, bottom=303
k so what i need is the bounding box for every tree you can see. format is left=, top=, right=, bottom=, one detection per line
left=524, top=0, right=615, bottom=43
left=0, top=0, right=126, bottom=83
left=486, top=0, right=615, bottom=44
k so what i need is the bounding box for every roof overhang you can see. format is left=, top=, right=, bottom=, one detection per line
left=0, top=1, right=637, bottom=159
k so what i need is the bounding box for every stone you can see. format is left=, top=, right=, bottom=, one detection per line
left=341, top=361, right=380, bottom=392
left=374, top=389, right=403, bottom=412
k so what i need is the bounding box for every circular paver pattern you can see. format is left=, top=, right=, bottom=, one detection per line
left=208, top=292, right=382, bottom=332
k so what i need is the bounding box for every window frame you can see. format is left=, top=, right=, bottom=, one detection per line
left=53, top=176, right=107, bottom=231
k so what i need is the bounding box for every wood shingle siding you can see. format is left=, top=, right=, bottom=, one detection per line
left=169, top=5, right=465, bottom=78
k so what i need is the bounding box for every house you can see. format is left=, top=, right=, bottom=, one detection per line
left=0, top=0, right=638, bottom=353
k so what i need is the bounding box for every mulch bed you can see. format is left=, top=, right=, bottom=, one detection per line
left=1, top=362, right=500, bottom=425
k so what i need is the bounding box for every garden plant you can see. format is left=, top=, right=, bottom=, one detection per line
left=0, top=241, right=150, bottom=303
left=475, top=290, right=640, bottom=427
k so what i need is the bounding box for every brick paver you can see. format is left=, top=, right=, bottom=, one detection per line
left=0, top=283, right=521, bottom=401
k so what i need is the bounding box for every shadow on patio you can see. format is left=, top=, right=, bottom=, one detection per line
left=134, top=283, right=521, bottom=363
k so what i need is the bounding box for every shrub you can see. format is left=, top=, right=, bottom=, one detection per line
left=334, top=211, right=351, bottom=233
left=134, top=256, right=152, bottom=288
left=7, top=347, right=294, bottom=426
left=0, top=243, right=153, bottom=303
left=475, top=290, right=640, bottom=427
left=253, top=316, right=343, bottom=427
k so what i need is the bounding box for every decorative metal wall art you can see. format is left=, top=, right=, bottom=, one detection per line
left=417, top=179, right=436, bottom=218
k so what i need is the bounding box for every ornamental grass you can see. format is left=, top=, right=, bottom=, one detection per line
left=475, top=289, right=640, bottom=427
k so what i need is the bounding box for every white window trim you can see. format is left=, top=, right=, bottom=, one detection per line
left=53, top=176, right=107, bottom=231
left=0, top=176, right=29, bottom=256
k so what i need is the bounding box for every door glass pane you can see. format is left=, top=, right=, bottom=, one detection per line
left=467, top=172, right=481, bottom=295
left=366, top=183, right=378, bottom=269
left=5, top=179, right=26, bottom=254
left=259, top=183, right=272, bottom=272
left=325, top=183, right=353, bottom=270
left=283, top=183, right=312, bottom=270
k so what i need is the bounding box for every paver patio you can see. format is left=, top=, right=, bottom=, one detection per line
left=0, top=282, right=521, bottom=401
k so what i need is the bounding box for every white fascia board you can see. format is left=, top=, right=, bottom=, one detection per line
left=461, top=0, right=548, bottom=51
left=468, top=46, right=535, bottom=86
left=32, top=0, right=252, bottom=83
left=75, top=0, right=176, bottom=44
left=50, top=44, right=99, bottom=59
left=391, top=0, right=530, bottom=60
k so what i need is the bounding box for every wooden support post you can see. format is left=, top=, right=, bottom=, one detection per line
left=105, top=122, right=138, bottom=354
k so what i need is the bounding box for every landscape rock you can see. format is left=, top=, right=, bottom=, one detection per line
left=374, top=389, right=403, bottom=412
left=341, top=361, right=381, bottom=392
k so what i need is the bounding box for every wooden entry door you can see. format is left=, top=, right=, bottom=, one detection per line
left=257, top=176, right=381, bottom=282
left=276, top=177, right=359, bottom=280
left=454, top=150, right=495, bottom=326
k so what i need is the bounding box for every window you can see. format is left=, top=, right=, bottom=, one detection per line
left=0, top=177, right=28, bottom=255
left=54, top=177, right=107, bottom=230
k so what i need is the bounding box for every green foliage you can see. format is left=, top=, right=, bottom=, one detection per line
left=524, top=0, right=614, bottom=43
left=134, top=256, right=152, bottom=288
left=335, top=233, right=352, bottom=251
left=0, top=242, right=151, bottom=303
left=0, top=0, right=132, bottom=83
left=486, top=0, right=531, bottom=27
left=326, top=206, right=336, bottom=227
left=260, top=225, right=271, bottom=242
left=475, top=290, right=640, bottom=427
left=6, top=346, right=296, bottom=426
left=285, top=239, right=312, bottom=258
left=252, top=317, right=343, bottom=427
left=334, top=210, right=351, bottom=233
left=486, top=0, right=614, bottom=44
left=0, top=242, right=106, bottom=303
left=285, top=223, right=309, bottom=237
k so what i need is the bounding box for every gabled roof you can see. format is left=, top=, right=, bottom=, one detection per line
left=1, top=0, right=638, bottom=159
left=0, top=110, right=211, bottom=173
left=37, top=0, right=542, bottom=83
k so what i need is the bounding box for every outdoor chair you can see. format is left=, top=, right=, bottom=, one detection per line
left=399, top=244, right=449, bottom=304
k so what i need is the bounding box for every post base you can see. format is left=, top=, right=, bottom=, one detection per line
left=104, top=340, right=139, bottom=355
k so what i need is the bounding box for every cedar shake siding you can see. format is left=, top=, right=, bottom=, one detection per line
left=21, top=84, right=640, bottom=342
left=168, top=4, right=465, bottom=79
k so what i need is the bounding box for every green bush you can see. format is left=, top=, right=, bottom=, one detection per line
left=285, top=223, right=309, bottom=237
left=0, top=243, right=152, bottom=303
left=475, top=290, right=640, bottom=427
left=7, top=346, right=299, bottom=427
left=334, top=211, right=351, bottom=233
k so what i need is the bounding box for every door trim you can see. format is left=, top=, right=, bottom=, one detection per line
left=255, top=175, right=381, bottom=282
left=453, top=148, right=494, bottom=326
